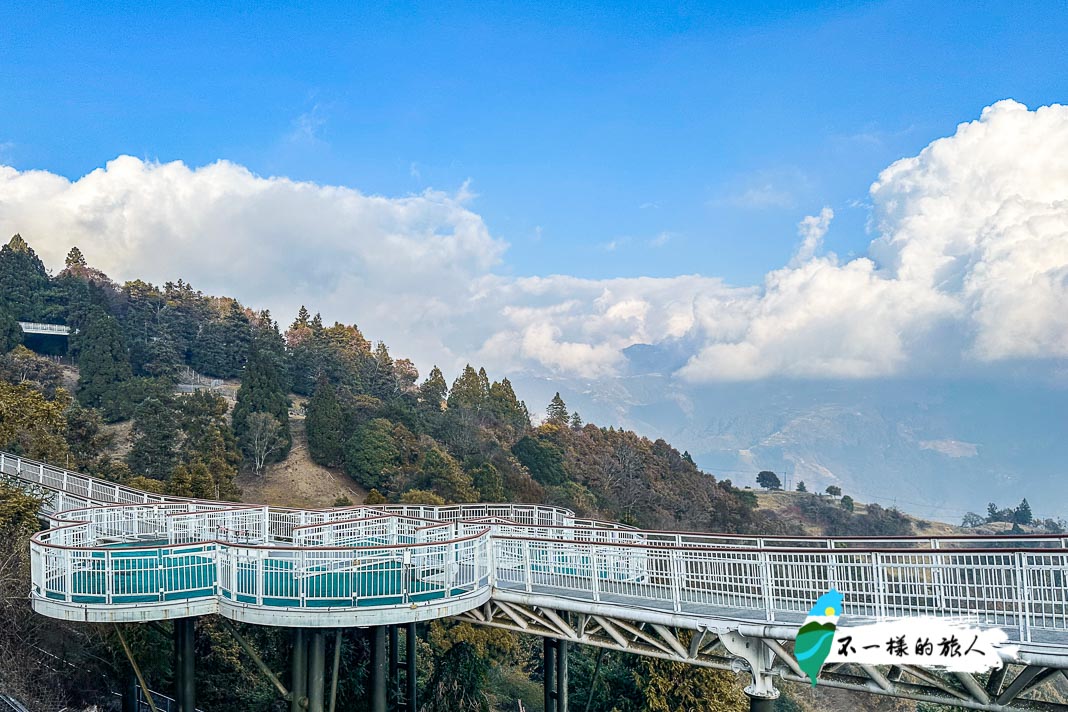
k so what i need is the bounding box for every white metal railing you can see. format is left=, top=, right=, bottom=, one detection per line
left=7, top=450, right=1068, bottom=644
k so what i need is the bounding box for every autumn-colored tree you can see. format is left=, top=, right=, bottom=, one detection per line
left=633, top=653, right=747, bottom=712
left=0, top=381, right=71, bottom=464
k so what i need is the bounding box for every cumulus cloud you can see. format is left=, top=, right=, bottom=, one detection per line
left=1, top=100, right=1067, bottom=383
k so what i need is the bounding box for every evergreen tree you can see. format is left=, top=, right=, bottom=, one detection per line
left=126, top=397, right=179, bottom=480
left=840, top=495, right=855, bottom=512
left=306, top=377, right=344, bottom=467
left=512, top=435, right=567, bottom=486
left=0, top=234, right=50, bottom=320
left=568, top=411, right=583, bottom=429
left=233, top=325, right=291, bottom=468
left=65, top=246, right=87, bottom=268
left=418, top=448, right=477, bottom=503
left=169, top=461, right=217, bottom=498
left=796, top=480, right=807, bottom=492
left=546, top=392, right=569, bottom=425
left=486, top=377, right=529, bottom=433
left=470, top=462, right=504, bottom=502
left=343, top=418, right=398, bottom=490
left=191, top=301, right=251, bottom=378
left=178, top=391, right=241, bottom=499
left=1015, top=498, right=1033, bottom=525
left=364, top=341, right=396, bottom=399
left=756, top=471, right=781, bottom=490
left=63, top=401, right=112, bottom=471
left=0, top=307, right=22, bottom=353
left=292, top=305, right=310, bottom=330
left=419, top=366, right=448, bottom=409
left=75, top=307, right=133, bottom=420
left=447, top=365, right=486, bottom=412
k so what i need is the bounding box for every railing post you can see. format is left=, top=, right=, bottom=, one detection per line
left=64, top=549, right=74, bottom=602
left=669, top=548, right=683, bottom=612
left=590, top=546, right=600, bottom=602
left=105, top=550, right=113, bottom=605
left=1016, top=552, right=1031, bottom=643
left=759, top=551, right=775, bottom=622
left=524, top=539, right=533, bottom=593
left=872, top=552, right=886, bottom=619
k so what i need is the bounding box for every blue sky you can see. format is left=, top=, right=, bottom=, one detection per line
left=3, top=1, right=1066, bottom=288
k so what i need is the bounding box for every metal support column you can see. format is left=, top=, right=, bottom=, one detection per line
left=122, top=667, right=138, bottom=712
left=174, top=618, right=196, bottom=712
left=543, top=638, right=557, bottom=712
left=405, top=622, right=417, bottom=712
left=556, top=639, right=569, bottom=712
left=389, top=624, right=400, bottom=708
left=291, top=629, right=307, bottom=712
left=746, top=694, right=776, bottom=712
left=308, top=629, right=326, bottom=712
left=370, top=626, right=387, bottom=712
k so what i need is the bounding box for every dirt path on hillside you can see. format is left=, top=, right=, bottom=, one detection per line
left=237, top=419, right=367, bottom=508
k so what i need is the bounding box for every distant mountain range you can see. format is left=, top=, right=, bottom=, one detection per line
left=514, top=356, right=1068, bottom=523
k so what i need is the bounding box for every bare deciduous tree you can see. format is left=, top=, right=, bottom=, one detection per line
left=246, top=412, right=285, bottom=475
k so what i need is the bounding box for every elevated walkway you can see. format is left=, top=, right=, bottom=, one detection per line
left=6, top=450, right=1068, bottom=711
left=16, top=322, right=71, bottom=336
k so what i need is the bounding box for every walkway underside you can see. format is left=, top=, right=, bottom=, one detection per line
left=6, top=450, right=1068, bottom=710
left=461, top=597, right=1068, bottom=711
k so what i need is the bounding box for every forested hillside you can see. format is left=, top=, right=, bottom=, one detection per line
left=0, top=233, right=913, bottom=711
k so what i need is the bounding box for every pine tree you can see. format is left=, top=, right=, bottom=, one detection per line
left=343, top=419, right=398, bottom=490
left=568, top=412, right=583, bottom=429
left=1015, top=498, right=1033, bottom=525
left=65, top=246, right=87, bottom=268
left=419, top=366, right=448, bottom=409
left=191, top=301, right=251, bottom=378
left=0, top=234, right=50, bottom=320
left=546, top=392, right=569, bottom=425
left=447, top=365, right=485, bottom=412
left=364, top=341, right=396, bottom=399
left=306, top=377, right=344, bottom=467
left=126, top=397, right=179, bottom=480
left=75, top=307, right=133, bottom=420
left=292, top=305, right=310, bottom=330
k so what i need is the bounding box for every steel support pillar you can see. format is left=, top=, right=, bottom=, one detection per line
left=389, top=625, right=400, bottom=708
left=556, top=639, right=569, bottom=712
left=291, top=629, right=307, bottom=712
left=544, top=638, right=558, bottom=712
left=746, top=694, right=776, bottom=712
left=405, top=622, right=418, bottom=712
left=174, top=618, right=196, bottom=712
left=308, top=629, right=326, bottom=712
left=370, top=626, right=387, bottom=712
left=122, top=668, right=138, bottom=712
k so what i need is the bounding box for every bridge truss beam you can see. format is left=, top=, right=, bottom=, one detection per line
left=457, top=600, right=1068, bottom=712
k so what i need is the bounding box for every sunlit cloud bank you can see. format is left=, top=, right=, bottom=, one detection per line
left=2, top=100, right=1066, bottom=382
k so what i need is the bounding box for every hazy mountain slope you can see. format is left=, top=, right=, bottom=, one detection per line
left=513, top=374, right=1068, bottom=522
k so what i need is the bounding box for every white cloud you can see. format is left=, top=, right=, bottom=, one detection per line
left=2, top=100, right=1067, bottom=383
left=649, top=231, right=672, bottom=248
left=287, top=104, right=328, bottom=144
left=791, top=207, right=833, bottom=265
left=920, top=440, right=979, bottom=458
left=725, top=183, right=796, bottom=209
